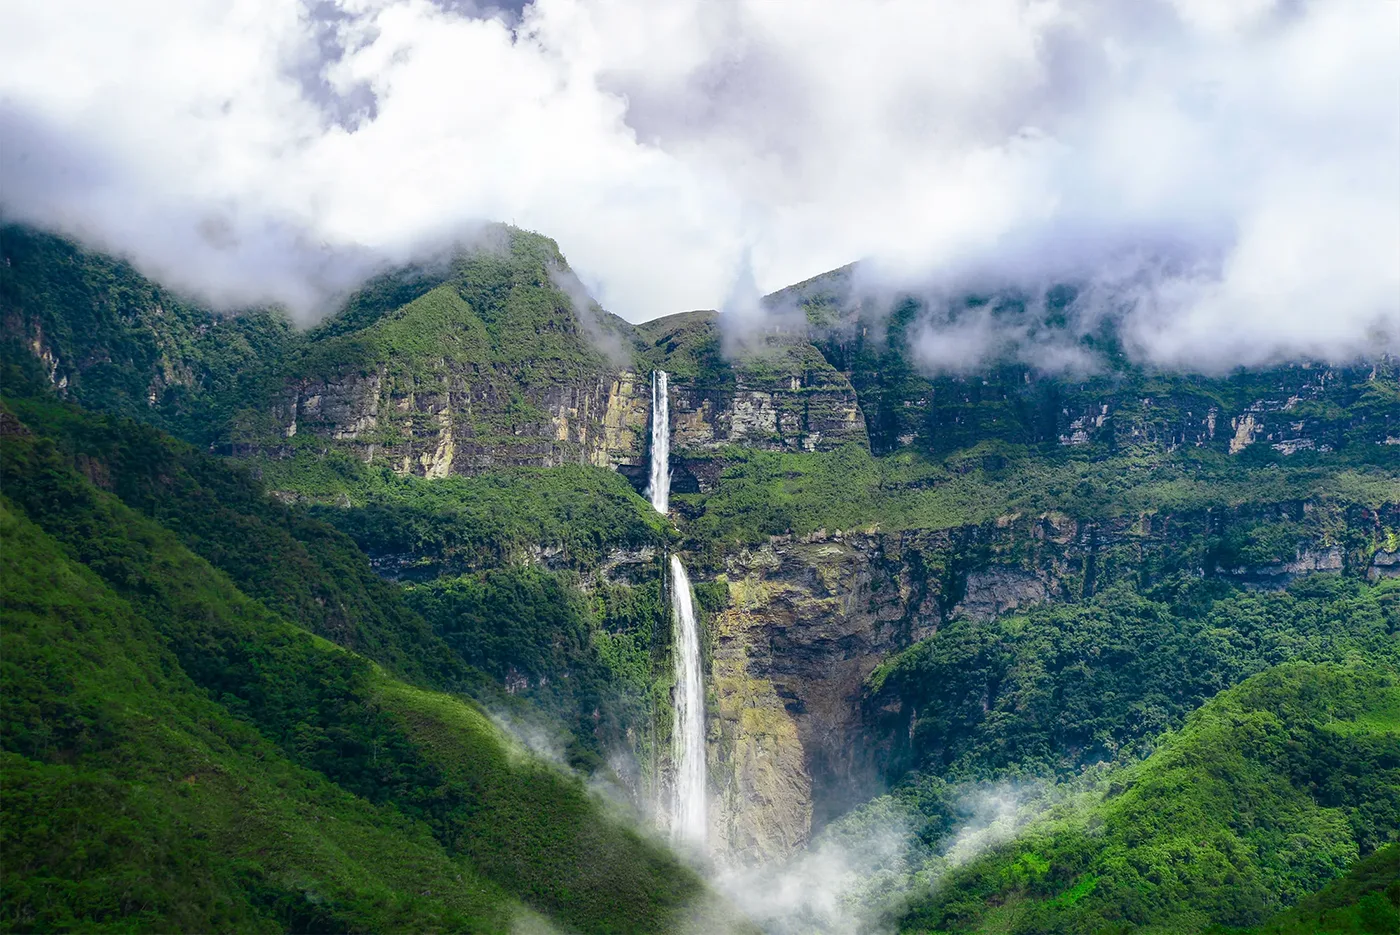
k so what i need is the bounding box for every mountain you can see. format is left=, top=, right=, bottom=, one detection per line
left=0, top=385, right=754, bottom=933
left=2, top=221, right=1397, bottom=933
left=889, top=661, right=1399, bottom=932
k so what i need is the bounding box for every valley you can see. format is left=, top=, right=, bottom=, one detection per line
left=2, top=222, right=1397, bottom=933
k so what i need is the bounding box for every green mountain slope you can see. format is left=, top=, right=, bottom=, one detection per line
left=0, top=387, right=468, bottom=689
left=251, top=225, right=649, bottom=474
left=1251, top=842, right=1400, bottom=934
left=2, top=501, right=516, bottom=933
left=1, top=343, right=674, bottom=769
left=0, top=224, right=298, bottom=446
left=0, top=402, right=743, bottom=934
left=869, top=576, right=1400, bottom=782
left=892, top=662, right=1400, bottom=934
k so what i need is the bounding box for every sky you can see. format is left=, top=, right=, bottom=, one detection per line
left=1, top=0, right=1397, bottom=370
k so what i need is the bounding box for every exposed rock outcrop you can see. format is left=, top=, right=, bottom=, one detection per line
left=1368, top=548, right=1400, bottom=581
left=699, top=497, right=1400, bottom=864
left=272, top=368, right=653, bottom=475
left=708, top=535, right=939, bottom=866
left=953, top=567, right=1050, bottom=620
left=669, top=377, right=866, bottom=455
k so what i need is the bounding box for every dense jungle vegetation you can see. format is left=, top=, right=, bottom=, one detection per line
left=0, top=386, right=742, bottom=933
left=2, top=223, right=1397, bottom=933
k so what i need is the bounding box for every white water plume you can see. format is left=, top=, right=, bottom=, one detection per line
left=669, top=554, right=707, bottom=846
left=646, top=369, right=707, bottom=847
left=647, top=369, right=670, bottom=515
left=714, top=780, right=1048, bottom=934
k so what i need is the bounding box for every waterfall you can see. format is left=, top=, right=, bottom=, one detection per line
left=647, top=370, right=670, bottom=515
left=646, top=370, right=706, bottom=846
left=669, top=555, right=707, bottom=844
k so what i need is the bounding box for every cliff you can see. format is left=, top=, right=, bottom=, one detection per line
left=697, top=494, right=1400, bottom=865
left=5, top=223, right=1399, bottom=874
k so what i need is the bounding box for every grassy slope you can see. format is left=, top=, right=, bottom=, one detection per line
left=894, top=663, right=1400, bottom=934
left=674, top=441, right=1400, bottom=553
left=268, top=227, right=643, bottom=452
left=0, top=410, right=738, bottom=934
left=297, top=461, right=667, bottom=576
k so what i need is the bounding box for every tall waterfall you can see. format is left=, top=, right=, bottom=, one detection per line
left=668, top=555, right=707, bottom=844
left=647, top=370, right=706, bottom=846
left=647, top=370, right=670, bottom=514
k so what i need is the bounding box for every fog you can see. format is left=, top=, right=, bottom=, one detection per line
left=709, top=781, right=1046, bottom=935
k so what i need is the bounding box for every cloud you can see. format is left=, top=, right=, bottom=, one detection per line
left=0, top=0, right=1395, bottom=368
left=547, top=260, right=632, bottom=364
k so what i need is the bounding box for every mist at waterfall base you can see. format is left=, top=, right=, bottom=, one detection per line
left=705, top=782, right=1045, bottom=935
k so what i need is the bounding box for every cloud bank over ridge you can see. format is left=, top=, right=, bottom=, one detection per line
left=1, top=0, right=1396, bottom=369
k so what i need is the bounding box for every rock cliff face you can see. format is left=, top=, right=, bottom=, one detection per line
left=264, top=306, right=870, bottom=485
left=266, top=352, right=868, bottom=484
left=777, top=266, right=1399, bottom=458
left=272, top=367, right=654, bottom=475
left=696, top=497, right=1400, bottom=865
left=640, top=310, right=869, bottom=460
left=706, top=533, right=938, bottom=865
left=669, top=378, right=865, bottom=455
left=8, top=223, right=1400, bottom=874
left=1041, top=367, right=1394, bottom=456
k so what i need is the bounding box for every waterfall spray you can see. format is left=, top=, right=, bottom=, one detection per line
left=647, top=370, right=706, bottom=846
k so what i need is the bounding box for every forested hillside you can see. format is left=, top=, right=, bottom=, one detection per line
left=2, top=223, right=1397, bottom=934
left=0, top=379, right=750, bottom=932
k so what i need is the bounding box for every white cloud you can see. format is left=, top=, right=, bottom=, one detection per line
left=0, top=0, right=1395, bottom=368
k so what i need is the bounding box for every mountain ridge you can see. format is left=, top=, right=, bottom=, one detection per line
left=2, top=220, right=1397, bottom=934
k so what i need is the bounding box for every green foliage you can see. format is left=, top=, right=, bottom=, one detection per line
left=0, top=394, right=469, bottom=688
left=305, top=462, right=666, bottom=576
left=675, top=441, right=1400, bottom=553
left=1, top=381, right=677, bottom=790
left=635, top=310, right=733, bottom=385
left=403, top=565, right=671, bottom=772
left=802, top=285, right=1400, bottom=463
left=0, top=409, right=735, bottom=934
left=1249, top=843, right=1400, bottom=934
left=0, top=224, right=299, bottom=446
left=897, top=663, right=1400, bottom=934
left=0, top=500, right=517, bottom=934
left=290, top=283, right=491, bottom=383
left=871, top=576, right=1400, bottom=782
left=285, top=226, right=641, bottom=396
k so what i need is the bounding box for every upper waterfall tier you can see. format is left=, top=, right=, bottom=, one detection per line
left=648, top=370, right=670, bottom=515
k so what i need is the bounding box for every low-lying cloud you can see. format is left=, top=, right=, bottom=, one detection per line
left=1, top=0, right=1396, bottom=369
